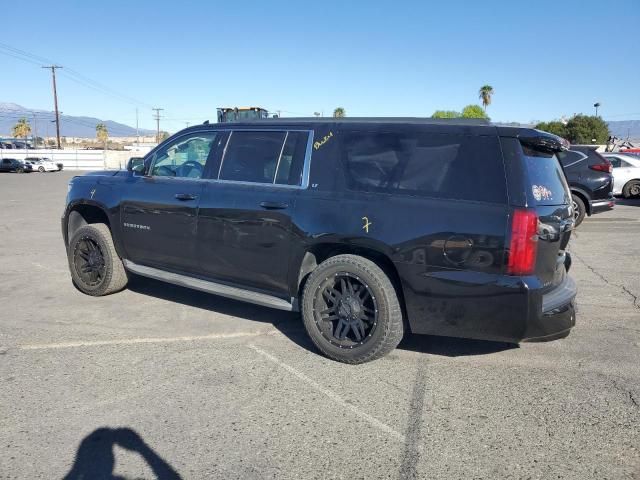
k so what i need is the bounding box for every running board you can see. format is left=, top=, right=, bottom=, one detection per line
left=123, top=260, right=294, bottom=311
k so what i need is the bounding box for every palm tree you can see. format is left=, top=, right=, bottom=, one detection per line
left=333, top=107, right=346, bottom=118
left=478, top=85, right=494, bottom=111
left=96, top=123, right=109, bottom=149
left=12, top=118, right=31, bottom=146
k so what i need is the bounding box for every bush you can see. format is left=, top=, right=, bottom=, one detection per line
left=461, top=104, right=489, bottom=119
left=431, top=110, right=461, bottom=119
left=565, top=115, right=609, bottom=144
left=534, top=121, right=568, bottom=138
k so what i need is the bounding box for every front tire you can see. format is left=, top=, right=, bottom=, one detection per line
left=38, top=166, right=45, bottom=172
left=67, top=223, right=128, bottom=296
left=301, top=254, right=404, bottom=364
left=16, top=167, right=24, bottom=174
left=572, top=194, right=586, bottom=227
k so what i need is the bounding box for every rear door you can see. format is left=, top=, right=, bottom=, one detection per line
left=196, top=129, right=311, bottom=296
left=120, top=130, right=222, bottom=273
left=518, top=141, right=573, bottom=289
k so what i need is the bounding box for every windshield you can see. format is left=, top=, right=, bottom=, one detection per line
left=522, top=144, right=571, bottom=206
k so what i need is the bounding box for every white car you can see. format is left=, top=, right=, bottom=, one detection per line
left=603, top=153, right=640, bottom=198
left=24, top=157, right=59, bottom=173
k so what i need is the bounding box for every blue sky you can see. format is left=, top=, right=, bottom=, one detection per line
left=1, top=0, right=638, bottom=131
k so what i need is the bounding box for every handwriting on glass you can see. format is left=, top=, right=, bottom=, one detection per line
left=313, top=131, right=333, bottom=150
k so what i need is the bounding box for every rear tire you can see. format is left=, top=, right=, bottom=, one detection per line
left=572, top=194, right=586, bottom=227
left=301, top=254, right=404, bottom=364
left=38, top=166, right=45, bottom=172
left=622, top=180, right=640, bottom=199
left=67, top=223, right=128, bottom=296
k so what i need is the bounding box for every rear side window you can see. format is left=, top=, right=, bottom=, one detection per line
left=219, top=130, right=308, bottom=185
left=522, top=145, right=570, bottom=206
left=557, top=150, right=586, bottom=167
left=343, top=131, right=507, bottom=203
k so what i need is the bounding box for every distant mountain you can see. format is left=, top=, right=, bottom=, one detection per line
left=607, top=120, right=640, bottom=144
left=0, top=102, right=155, bottom=138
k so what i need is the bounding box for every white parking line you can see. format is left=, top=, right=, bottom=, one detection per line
left=20, top=331, right=277, bottom=350
left=248, top=344, right=407, bottom=444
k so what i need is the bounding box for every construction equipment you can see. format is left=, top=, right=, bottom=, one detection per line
left=216, top=107, right=270, bottom=123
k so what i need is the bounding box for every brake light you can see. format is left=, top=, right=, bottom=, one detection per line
left=589, top=163, right=612, bottom=173
left=507, top=209, right=538, bottom=275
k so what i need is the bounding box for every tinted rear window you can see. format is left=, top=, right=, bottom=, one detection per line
left=522, top=145, right=570, bottom=206
left=342, top=131, right=507, bottom=203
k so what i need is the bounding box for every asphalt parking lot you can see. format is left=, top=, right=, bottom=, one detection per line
left=1, top=171, right=639, bottom=479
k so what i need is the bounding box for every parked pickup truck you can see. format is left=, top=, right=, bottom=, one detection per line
left=62, top=118, right=577, bottom=363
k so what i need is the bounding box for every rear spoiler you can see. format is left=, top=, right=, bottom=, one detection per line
left=518, top=130, right=570, bottom=153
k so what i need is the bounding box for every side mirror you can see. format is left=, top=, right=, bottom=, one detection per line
left=127, top=157, right=145, bottom=174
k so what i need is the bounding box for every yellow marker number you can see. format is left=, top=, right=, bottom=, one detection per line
left=362, top=216, right=372, bottom=233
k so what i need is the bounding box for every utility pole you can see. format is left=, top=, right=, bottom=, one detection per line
left=152, top=107, right=164, bottom=143
left=42, top=65, right=62, bottom=149
left=32, top=113, right=38, bottom=149
left=135, top=108, right=139, bottom=145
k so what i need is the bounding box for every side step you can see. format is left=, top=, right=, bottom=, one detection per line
left=123, top=260, right=294, bottom=311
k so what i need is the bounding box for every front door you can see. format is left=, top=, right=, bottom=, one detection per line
left=120, top=130, right=223, bottom=274
left=196, top=129, right=310, bottom=296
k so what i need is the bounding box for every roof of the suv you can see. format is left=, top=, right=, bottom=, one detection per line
left=182, top=118, right=568, bottom=151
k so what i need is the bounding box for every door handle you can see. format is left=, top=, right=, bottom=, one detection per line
left=260, top=201, right=288, bottom=210
left=175, top=193, right=198, bottom=201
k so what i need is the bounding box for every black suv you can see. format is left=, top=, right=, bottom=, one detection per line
left=62, top=119, right=577, bottom=364
left=0, top=158, right=32, bottom=173
left=557, top=145, right=614, bottom=226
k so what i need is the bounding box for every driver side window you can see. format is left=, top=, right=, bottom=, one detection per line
left=151, top=132, right=218, bottom=178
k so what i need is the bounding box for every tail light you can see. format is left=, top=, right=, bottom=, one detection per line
left=507, top=209, right=538, bottom=275
left=589, top=162, right=612, bottom=173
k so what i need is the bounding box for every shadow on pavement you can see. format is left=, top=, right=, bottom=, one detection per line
left=63, top=427, right=181, bottom=479
left=128, top=275, right=517, bottom=358
left=398, top=333, right=516, bottom=357
left=615, top=198, right=640, bottom=207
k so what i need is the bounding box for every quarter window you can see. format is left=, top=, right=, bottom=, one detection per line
left=219, top=131, right=308, bottom=186
left=343, top=131, right=507, bottom=203
left=151, top=132, right=218, bottom=178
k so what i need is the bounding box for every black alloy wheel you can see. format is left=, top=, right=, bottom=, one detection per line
left=301, top=254, right=404, bottom=364
left=313, top=272, right=379, bottom=348
left=73, top=237, right=107, bottom=287
left=67, top=223, right=128, bottom=296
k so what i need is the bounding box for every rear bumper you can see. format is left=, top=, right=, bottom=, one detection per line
left=400, top=266, right=578, bottom=344
left=522, top=275, right=576, bottom=342
left=590, top=197, right=615, bottom=214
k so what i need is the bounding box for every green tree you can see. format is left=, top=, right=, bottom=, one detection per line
left=564, top=115, right=610, bottom=144
left=12, top=118, right=31, bottom=144
left=158, top=131, right=170, bottom=141
left=461, top=104, right=489, bottom=119
left=333, top=107, right=346, bottom=118
left=478, top=85, right=494, bottom=111
left=431, top=110, right=461, bottom=119
left=534, top=121, right=568, bottom=138
left=96, top=123, right=109, bottom=149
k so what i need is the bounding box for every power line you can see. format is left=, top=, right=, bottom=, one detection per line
left=0, top=42, right=155, bottom=110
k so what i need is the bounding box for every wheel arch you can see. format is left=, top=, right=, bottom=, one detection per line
left=64, top=199, right=120, bottom=240
left=570, top=188, right=591, bottom=215
left=294, top=242, right=408, bottom=326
